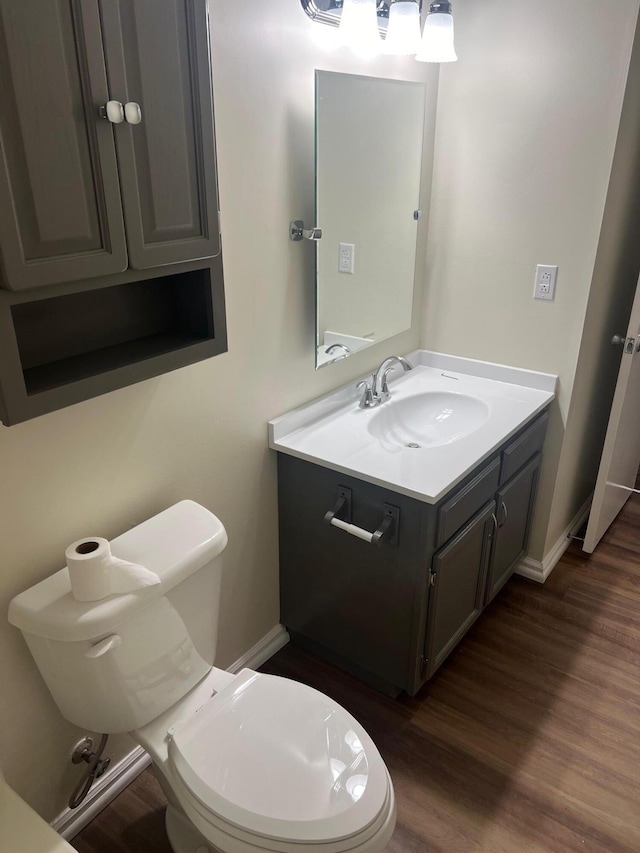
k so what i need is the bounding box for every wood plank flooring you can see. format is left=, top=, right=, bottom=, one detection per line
left=73, top=496, right=640, bottom=853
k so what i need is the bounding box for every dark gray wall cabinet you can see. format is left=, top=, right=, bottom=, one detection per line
left=0, top=258, right=226, bottom=426
left=0, top=0, right=220, bottom=291
left=278, top=410, right=548, bottom=696
left=0, top=0, right=226, bottom=425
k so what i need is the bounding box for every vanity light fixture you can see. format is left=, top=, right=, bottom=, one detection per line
left=300, top=0, right=458, bottom=62
left=383, top=1, right=423, bottom=55
left=416, top=1, right=458, bottom=63
left=339, top=0, right=382, bottom=57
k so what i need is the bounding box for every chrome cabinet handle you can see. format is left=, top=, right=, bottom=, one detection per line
left=499, top=501, right=508, bottom=527
left=124, top=102, right=142, bottom=125
left=490, top=512, right=498, bottom=538
left=100, top=100, right=125, bottom=123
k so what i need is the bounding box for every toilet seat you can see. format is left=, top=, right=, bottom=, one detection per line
left=167, top=669, right=391, bottom=848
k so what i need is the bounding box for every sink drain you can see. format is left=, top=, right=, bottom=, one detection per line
left=406, top=442, right=421, bottom=449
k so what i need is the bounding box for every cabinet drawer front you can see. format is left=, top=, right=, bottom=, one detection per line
left=436, top=457, right=500, bottom=547
left=500, top=410, right=549, bottom=484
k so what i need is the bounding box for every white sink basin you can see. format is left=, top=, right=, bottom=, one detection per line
left=269, top=351, right=557, bottom=504
left=367, top=391, right=491, bottom=448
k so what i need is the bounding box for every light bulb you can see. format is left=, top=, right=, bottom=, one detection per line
left=384, top=1, right=422, bottom=56
left=339, top=0, right=382, bottom=58
left=416, top=8, right=458, bottom=63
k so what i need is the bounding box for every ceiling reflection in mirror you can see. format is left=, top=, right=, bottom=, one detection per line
left=315, top=71, right=426, bottom=369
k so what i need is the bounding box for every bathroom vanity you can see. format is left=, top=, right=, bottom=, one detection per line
left=269, top=351, right=556, bottom=696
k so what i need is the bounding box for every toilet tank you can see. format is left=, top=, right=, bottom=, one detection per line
left=8, top=501, right=228, bottom=734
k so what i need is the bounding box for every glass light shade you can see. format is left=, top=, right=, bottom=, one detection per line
left=338, top=0, right=382, bottom=58
left=383, top=1, right=422, bottom=55
left=416, top=11, right=458, bottom=62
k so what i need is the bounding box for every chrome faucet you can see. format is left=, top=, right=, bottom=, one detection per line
left=356, top=356, right=413, bottom=409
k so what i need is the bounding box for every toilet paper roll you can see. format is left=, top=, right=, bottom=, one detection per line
left=66, top=537, right=161, bottom=602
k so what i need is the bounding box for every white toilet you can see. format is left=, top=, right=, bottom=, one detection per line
left=8, top=501, right=396, bottom=853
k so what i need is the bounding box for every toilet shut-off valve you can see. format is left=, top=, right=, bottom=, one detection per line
left=69, top=734, right=110, bottom=809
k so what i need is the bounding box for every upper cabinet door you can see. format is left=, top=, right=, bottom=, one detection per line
left=100, top=0, right=221, bottom=269
left=0, top=0, right=128, bottom=291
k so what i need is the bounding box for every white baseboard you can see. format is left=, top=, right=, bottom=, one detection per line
left=515, top=495, right=592, bottom=584
left=228, top=624, right=289, bottom=674
left=52, top=624, right=289, bottom=840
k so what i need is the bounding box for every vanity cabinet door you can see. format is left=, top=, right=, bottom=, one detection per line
left=486, top=453, right=541, bottom=605
left=0, top=0, right=128, bottom=291
left=424, top=501, right=495, bottom=679
left=99, top=0, right=221, bottom=270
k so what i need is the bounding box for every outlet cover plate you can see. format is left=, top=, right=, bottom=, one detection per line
left=534, top=264, right=558, bottom=301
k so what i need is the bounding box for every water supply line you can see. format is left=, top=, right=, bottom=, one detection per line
left=69, top=734, right=110, bottom=809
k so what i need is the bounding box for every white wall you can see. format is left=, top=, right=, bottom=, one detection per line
left=0, top=0, right=438, bottom=822
left=545, top=14, right=640, bottom=550
left=421, top=0, right=640, bottom=560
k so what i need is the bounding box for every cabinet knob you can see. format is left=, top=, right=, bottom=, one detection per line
left=100, top=100, right=125, bottom=124
left=124, top=102, right=142, bottom=125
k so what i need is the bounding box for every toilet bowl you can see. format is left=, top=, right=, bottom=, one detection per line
left=8, top=501, right=396, bottom=853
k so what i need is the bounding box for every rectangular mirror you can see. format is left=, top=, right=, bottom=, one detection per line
left=315, top=71, right=426, bottom=369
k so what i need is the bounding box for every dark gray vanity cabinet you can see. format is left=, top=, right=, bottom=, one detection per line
left=0, top=0, right=220, bottom=292
left=278, top=458, right=434, bottom=695
left=278, top=410, right=549, bottom=697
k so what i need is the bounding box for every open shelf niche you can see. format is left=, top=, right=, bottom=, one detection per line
left=0, top=260, right=227, bottom=426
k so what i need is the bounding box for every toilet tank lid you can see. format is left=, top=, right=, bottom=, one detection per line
left=8, top=501, right=228, bottom=643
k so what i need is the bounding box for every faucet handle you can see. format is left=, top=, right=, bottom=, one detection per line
left=356, top=380, right=374, bottom=409
left=379, top=366, right=396, bottom=400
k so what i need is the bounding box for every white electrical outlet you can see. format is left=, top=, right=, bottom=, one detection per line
left=534, top=264, right=558, bottom=301
left=339, top=243, right=355, bottom=275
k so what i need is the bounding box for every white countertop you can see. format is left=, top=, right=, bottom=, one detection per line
left=269, top=351, right=557, bottom=504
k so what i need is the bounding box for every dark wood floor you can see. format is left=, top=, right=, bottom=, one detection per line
left=73, top=497, right=640, bottom=853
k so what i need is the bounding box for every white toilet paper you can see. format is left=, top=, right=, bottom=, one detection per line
left=66, top=537, right=161, bottom=602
